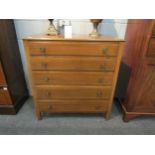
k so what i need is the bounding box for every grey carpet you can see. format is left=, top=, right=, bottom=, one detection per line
left=0, top=98, right=154, bottom=135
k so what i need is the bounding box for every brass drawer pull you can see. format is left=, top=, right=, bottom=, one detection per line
left=0, top=86, right=8, bottom=90
left=48, top=105, right=53, bottom=109
left=45, top=91, right=51, bottom=97
left=102, top=48, right=108, bottom=55
left=100, top=64, right=107, bottom=71
left=43, top=77, right=50, bottom=82
left=98, top=78, right=104, bottom=84
left=96, top=91, right=103, bottom=98
left=39, top=47, right=46, bottom=54
left=95, top=106, right=101, bottom=110
left=41, top=62, right=48, bottom=68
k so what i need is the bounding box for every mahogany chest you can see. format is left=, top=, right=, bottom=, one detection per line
left=117, top=20, right=155, bottom=121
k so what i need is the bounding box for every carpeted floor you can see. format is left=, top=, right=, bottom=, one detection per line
left=0, top=98, right=155, bottom=135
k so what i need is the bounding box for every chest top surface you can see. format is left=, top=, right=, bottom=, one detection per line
left=23, top=34, right=124, bottom=42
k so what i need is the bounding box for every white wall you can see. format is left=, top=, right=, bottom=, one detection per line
left=14, top=19, right=128, bottom=94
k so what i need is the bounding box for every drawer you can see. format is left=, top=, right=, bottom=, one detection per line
left=0, top=63, right=6, bottom=85
left=38, top=100, right=108, bottom=112
left=29, top=41, right=118, bottom=57
left=33, top=71, right=114, bottom=86
left=30, top=56, right=116, bottom=71
left=0, top=87, right=12, bottom=105
left=35, top=86, right=112, bottom=100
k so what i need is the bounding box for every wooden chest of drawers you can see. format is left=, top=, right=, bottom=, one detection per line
left=23, top=35, right=124, bottom=120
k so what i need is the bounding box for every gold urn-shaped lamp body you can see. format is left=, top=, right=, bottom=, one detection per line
left=47, top=19, right=58, bottom=35
left=90, top=19, right=102, bottom=37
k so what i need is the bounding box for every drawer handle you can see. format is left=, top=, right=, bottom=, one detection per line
left=48, top=105, right=53, bottom=109
left=39, top=48, right=46, bottom=54
left=95, top=106, right=101, bottom=110
left=100, top=64, right=107, bottom=71
left=96, top=91, right=103, bottom=98
left=43, top=77, right=50, bottom=82
left=45, top=91, right=51, bottom=97
left=98, top=78, right=104, bottom=84
left=0, top=86, right=7, bottom=90
left=102, top=48, right=108, bottom=55
left=41, top=62, right=48, bottom=68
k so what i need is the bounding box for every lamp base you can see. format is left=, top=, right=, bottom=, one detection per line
left=46, top=24, right=58, bottom=35
left=89, top=30, right=100, bottom=37
left=89, top=19, right=102, bottom=37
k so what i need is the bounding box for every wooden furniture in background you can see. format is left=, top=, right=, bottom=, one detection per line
left=0, top=19, right=29, bottom=114
left=23, top=35, right=124, bottom=120
left=116, top=19, right=155, bottom=122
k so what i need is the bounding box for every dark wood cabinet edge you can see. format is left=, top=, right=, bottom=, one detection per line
left=116, top=98, right=155, bottom=122
left=0, top=105, right=16, bottom=114
left=0, top=95, right=29, bottom=115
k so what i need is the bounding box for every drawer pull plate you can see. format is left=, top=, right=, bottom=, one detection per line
left=41, top=62, right=48, bottom=68
left=0, top=86, right=8, bottom=90
left=96, top=91, right=103, bottom=98
left=102, top=48, right=108, bottom=55
left=48, top=105, right=53, bottom=109
left=100, top=64, right=107, bottom=71
left=45, top=91, right=51, bottom=97
left=43, top=77, right=50, bottom=82
left=95, top=106, right=101, bottom=110
left=98, top=78, right=104, bottom=84
left=39, top=48, right=46, bottom=54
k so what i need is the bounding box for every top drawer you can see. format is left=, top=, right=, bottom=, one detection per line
left=29, top=41, right=118, bottom=57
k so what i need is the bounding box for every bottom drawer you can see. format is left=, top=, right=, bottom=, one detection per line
left=38, top=100, right=108, bottom=113
left=0, top=89, right=12, bottom=105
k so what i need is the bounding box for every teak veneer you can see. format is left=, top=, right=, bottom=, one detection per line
left=23, top=34, right=124, bottom=120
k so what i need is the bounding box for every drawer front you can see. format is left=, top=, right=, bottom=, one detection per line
left=0, top=89, right=12, bottom=105
left=29, top=41, right=118, bottom=57
left=33, top=71, right=114, bottom=86
left=38, top=100, right=108, bottom=112
left=30, top=57, right=116, bottom=71
left=0, top=63, right=6, bottom=85
left=35, top=86, right=112, bottom=100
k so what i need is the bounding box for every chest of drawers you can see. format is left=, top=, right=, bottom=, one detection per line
left=23, top=35, right=124, bottom=120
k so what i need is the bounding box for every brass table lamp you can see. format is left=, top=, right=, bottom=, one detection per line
left=47, top=19, right=58, bottom=35
left=90, top=19, right=102, bottom=37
